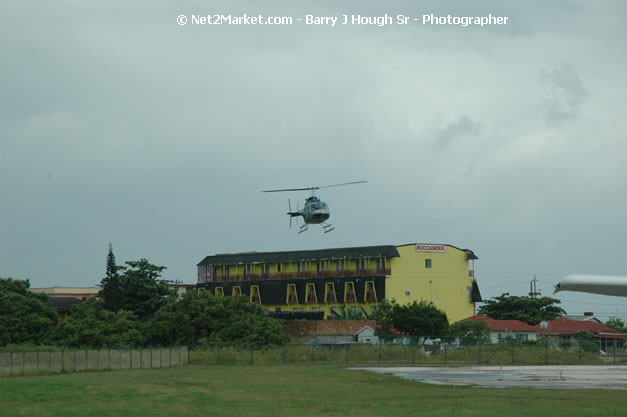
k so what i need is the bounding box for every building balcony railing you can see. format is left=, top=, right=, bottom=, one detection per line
left=200, top=268, right=391, bottom=283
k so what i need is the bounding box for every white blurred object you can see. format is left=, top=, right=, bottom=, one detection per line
left=554, top=274, right=627, bottom=297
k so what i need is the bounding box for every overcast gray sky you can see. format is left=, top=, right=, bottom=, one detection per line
left=2, top=1, right=626, bottom=321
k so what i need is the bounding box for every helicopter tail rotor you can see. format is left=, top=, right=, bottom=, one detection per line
left=288, top=199, right=292, bottom=228
left=287, top=199, right=301, bottom=228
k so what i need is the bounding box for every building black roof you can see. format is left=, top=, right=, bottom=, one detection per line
left=197, top=245, right=400, bottom=267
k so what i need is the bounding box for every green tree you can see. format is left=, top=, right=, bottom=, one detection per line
left=330, top=305, right=370, bottom=320
left=373, top=300, right=449, bottom=336
left=51, top=298, right=144, bottom=348
left=0, top=277, right=58, bottom=346
left=477, top=293, right=566, bottom=325
left=99, top=258, right=175, bottom=320
left=147, top=291, right=290, bottom=346
left=605, top=316, right=627, bottom=331
left=100, top=244, right=123, bottom=313
left=448, top=320, right=490, bottom=343
left=106, top=243, right=117, bottom=280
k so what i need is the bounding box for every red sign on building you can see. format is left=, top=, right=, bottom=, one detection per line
left=415, top=244, right=446, bottom=253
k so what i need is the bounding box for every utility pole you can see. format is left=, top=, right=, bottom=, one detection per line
left=530, top=274, right=540, bottom=297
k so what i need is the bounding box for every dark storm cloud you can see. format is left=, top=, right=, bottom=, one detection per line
left=540, top=64, right=589, bottom=123
left=435, top=115, right=480, bottom=148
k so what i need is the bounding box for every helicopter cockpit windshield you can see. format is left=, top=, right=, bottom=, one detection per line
left=309, top=201, right=328, bottom=212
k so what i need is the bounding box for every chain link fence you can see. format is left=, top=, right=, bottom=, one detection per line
left=0, top=346, right=189, bottom=377
left=190, top=339, right=627, bottom=366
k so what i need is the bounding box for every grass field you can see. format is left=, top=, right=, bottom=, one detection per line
left=1, top=364, right=626, bottom=417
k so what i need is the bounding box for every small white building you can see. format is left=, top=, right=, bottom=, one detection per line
left=354, top=325, right=379, bottom=344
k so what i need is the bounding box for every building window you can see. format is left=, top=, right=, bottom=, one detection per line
left=312, top=307, right=320, bottom=312
left=287, top=284, right=298, bottom=305
left=293, top=307, right=304, bottom=312
left=345, top=282, right=356, bottom=303
left=425, top=259, right=432, bottom=268
left=365, top=281, right=377, bottom=303
left=306, top=283, right=317, bottom=304
left=325, top=283, right=337, bottom=304
left=250, top=286, right=261, bottom=304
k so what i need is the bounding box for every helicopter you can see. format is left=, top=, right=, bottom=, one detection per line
left=262, top=181, right=367, bottom=233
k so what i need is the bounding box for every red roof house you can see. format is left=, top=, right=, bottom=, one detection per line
left=534, top=318, right=627, bottom=340
left=460, top=315, right=538, bottom=343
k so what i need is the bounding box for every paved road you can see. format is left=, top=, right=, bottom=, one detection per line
left=350, top=365, right=627, bottom=389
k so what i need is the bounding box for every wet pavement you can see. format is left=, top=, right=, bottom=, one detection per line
left=350, top=366, right=627, bottom=389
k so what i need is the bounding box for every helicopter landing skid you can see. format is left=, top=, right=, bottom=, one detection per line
left=322, top=223, right=335, bottom=233
left=298, top=224, right=309, bottom=234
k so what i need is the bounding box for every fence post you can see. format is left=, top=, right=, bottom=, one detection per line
left=178, top=346, right=181, bottom=366
left=97, top=349, right=100, bottom=370
left=37, top=349, right=40, bottom=375
left=217, top=345, right=221, bottom=365
left=22, top=351, right=26, bottom=375
left=10, top=351, right=13, bottom=376
left=85, top=349, right=88, bottom=371
left=378, top=341, right=382, bottom=363
left=130, top=348, right=133, bottom=369
left=511, top=342, right=515, bottom=364
left=444, top=343, right=447, bottom=364
left=478, top=340, right=482, bottom=364
left=545, top=338, right=549, bottom=365
left=150, top=347, right=153, bottom=368
left=250, top=346, right=254, bottom=366
left=169, top=347, right=172, bottom=368
left=345, top=344, right=349, bottom=364
left=282, top=345, right=286, bottom=364
left=412, top=342, right=416, bottom=363
left=61, top=349, right=65, bottom=372
left=160, top=347, right=163, bottom=368
left=311, top=344, right=315, bottom=362
left=614, top=339, right=617, bottom=364
left=578, top=341, right=582, bottom=363
left=49, top=350, right=52, bottom=372
left=140, top=348, right=143, bottom=369
left=108, top=348, right=111, bottom=370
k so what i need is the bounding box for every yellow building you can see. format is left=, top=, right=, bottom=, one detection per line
left=196, top=243, right=481, bottom=323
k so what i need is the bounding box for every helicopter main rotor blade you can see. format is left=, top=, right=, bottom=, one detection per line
left=261, top=187, right=317, bottom=193
left=262, top=181, right=366, bottom=193
left=317, top=181, right=367, bottom=189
